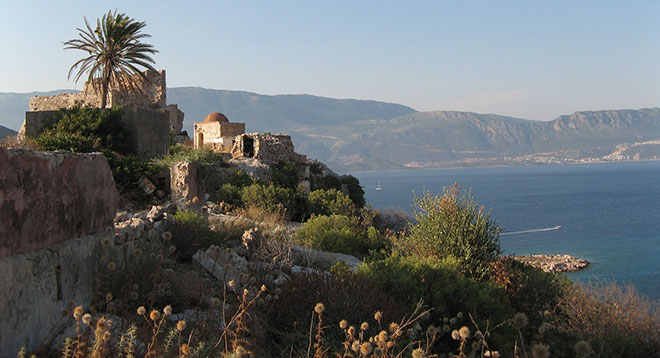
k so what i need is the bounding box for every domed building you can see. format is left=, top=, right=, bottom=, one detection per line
left=193, top=112, right=245, bottom=152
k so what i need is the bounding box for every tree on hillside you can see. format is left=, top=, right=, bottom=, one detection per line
left=64, top=10, right=158, bottom=108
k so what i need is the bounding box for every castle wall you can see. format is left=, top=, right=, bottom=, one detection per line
left=20, top=108, right=170, bottom=159
left=0, top=148, right=118, bottom=258
left=29, top=70, right=166, bottom=111
left=0, top=148, right=120, bottom=357
left=120, top=107, right=170, bottom=158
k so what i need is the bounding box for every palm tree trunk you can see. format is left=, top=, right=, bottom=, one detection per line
left=100, top=72, right=111, bottom=108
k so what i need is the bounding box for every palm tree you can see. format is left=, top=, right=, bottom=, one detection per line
left=64, top=10, right=159, bottom=108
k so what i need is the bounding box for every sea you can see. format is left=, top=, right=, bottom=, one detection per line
left=354, top=161, right=660, bottom=300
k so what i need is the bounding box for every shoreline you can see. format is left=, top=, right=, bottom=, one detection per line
left=514, top=254, right=589, bottom=273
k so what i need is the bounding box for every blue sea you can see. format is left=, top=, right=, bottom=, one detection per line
left=354, top=161, right=660, bottom=300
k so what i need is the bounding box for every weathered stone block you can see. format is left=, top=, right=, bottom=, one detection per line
left=171, top=161, right=200, bottom=203
left=0, top=148, right=118, bottom=258
left=119, top=107, right=170, bottom=159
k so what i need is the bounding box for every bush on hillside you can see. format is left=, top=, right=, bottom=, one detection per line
left=308, top=188, right=356, bottom=217
left=241, top=183, right=296, bottom=217
left=295, top=214, right=386, bottom=258
left=34, top=106, right=160, bottom=199
left=357, top=254, right=515, bottom=351
left=404, top=183, right=501, bottom=279
left=170, top=209, right=217, bottom=260
left=271, top=160, right=299, bottom=189
left=550, top=281, right=660, bottom=357
left=488, top=256, right=568, bottom=326
left=150, top=145, right=228, bottom=168
left=36, top=106, right=130, bottom=154
left=340, top=175, right=366, bottom=208
left=266, top=271, right=406, bottom=355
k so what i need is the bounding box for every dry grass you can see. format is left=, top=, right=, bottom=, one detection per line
left=553, top=281, right=660, bottom=356
left=0, top=134, right=42, bottom=150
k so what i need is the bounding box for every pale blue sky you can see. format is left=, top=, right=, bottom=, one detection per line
left=1, top=1, right=659, bottom=121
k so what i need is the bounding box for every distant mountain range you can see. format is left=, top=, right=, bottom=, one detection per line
left=0, top=125, right=16, bottom=139
left=1, top=87, right=659, bottom=172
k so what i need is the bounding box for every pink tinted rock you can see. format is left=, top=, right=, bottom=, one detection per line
left=0, top=148, right=118, bottom=258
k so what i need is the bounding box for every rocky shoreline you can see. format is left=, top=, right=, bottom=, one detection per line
left=514, top=254, right=589, bottom=273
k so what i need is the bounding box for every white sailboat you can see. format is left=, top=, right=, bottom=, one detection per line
left=376, top=179, right=383, bottom=191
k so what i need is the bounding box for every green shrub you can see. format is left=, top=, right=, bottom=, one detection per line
left=489, top=256, right=568, bottom=326
left=405, top=183, right=501, bottom=279
left=241, top=183, right=295, bottom=216
left=170, top=209, right=217, bottom=260
left=308, top=188, right=356, bottom=216
left=34, top=106, right=160, bottom=200
left=295, top=214, right=386, bottom=258
left=36, top=106, right=130, bottom=154
left=340, top=175, right=366, bottom=208
left=150, top=145, right=228, bottom=168
left=210, top=183, right=243, bottom=206
left=106, top=153, right=157, bottom=198
left=357, top=254, right=514, bottom=351
left=271, top=160, right=299, bottom=189
left=266, top=271, right=406, bottom=356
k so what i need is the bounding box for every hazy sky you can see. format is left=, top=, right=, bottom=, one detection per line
left=1, top=1, right=659, bottom=121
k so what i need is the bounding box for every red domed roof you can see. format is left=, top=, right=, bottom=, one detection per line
left=203, top=112, right=229, bottom=123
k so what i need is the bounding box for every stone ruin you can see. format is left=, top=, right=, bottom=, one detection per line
left=20, top=69, right=183, bottom=159
left=232, top=132, right=307, bottom=166
left=193, top=112, right=246, bottom=152
left=193, top=111, right=307, bottom=166
left=27, top=70, right=184, bottom=135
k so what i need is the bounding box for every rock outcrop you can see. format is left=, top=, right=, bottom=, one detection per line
left=514, top=254, right=589, bottom=273
left=0, top=148, right=118, bottom=258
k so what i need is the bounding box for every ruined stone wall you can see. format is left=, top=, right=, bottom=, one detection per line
left=0, top=148, right=120, bottom=357
left=29, top=70, right=166, bottom=111
left=0, top=148, right=119, bottom=258
left=19, top=110, right=60, bottom=138
left=0, top=232, right=108, bottom=357
left=19, top=108, right=170, bottom=159
left=250, top=133, right=307, bottom=165
left=120, top=107, right=170, bottom=158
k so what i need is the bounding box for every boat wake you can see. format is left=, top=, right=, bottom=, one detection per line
left=501, top=225, right=561, bottom=236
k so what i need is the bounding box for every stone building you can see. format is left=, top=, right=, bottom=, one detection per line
left=193, top=112, right=245, bottom=152
left=231, top=132, right=307, bottom=165
left=20, top=69, right=183, bottom=158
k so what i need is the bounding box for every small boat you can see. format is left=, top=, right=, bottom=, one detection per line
left=376, top=180, right=383, bottom=191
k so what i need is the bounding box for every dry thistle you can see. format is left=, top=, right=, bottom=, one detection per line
left=348, top=326, right=357, bottom=337
left=339, top=319, right=348, bottom=330
left=458, top=326, right=470, bottom=340
left=82, top=313, right=92, bottom=326
left=531, top=344, right=549, bottom=358
left=412, top=348, right=424, bottom=358
left=360, top=342, right=373, bottom=355
left=73, top=305, right=84, bottom=320
left=163, top=305, right=173, bottom=316
left=137, top=306, right=146, bottom=315
left=150, top=309, right=161, bottom=321
left=374, top=310, right=383, bottom=322
left=177, top=320, right=186, bottom=331
left=360, top=322, right=369, bottom=331
left=512, top=312, right=529, bottom=329
left=451, top=330, right=461, bottom=340
left=314, top=302, right=325, bottom=314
